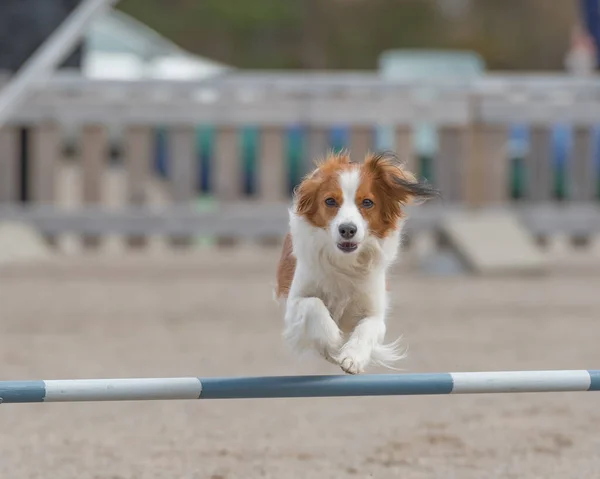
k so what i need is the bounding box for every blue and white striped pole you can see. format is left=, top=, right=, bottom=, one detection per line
left=1, top=370, right=599, bottom=404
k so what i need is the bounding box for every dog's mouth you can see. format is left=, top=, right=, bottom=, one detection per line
left=337, top=242, right=358, bottom=253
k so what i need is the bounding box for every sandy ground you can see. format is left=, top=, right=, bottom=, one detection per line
left=1, top=249, right=600, bottom=479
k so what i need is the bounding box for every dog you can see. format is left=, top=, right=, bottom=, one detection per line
left=274, top=150, right=438, bottom=374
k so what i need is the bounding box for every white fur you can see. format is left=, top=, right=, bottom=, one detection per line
left=329, top=169, right=367, bottom=245
left=281, top=169, right=406, bottom=374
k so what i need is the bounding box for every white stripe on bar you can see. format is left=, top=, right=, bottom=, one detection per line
left=44, top=378, right=203, bottom=402
left=450, top=370, right=591, bottom=394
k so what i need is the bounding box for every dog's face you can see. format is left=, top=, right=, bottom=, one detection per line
left=293, top=151, right=438, bottom=255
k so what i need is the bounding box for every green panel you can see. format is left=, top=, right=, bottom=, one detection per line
left=240, top=126, right=258, bottom=196
left=509, top=157, right=526, bottom=200
left=287, top=126, right=303, bottom=195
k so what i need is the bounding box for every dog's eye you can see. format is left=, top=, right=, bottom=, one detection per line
left=361, top=199, right=374, bottom=208
left=324, top=197, right=337, bottom=207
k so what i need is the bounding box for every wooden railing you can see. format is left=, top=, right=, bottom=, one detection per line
left=1, top=71, right=600, bottom=249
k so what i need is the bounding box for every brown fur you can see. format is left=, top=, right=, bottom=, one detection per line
left=275, top=232, right=295, bottom=299
left=294, top=152, right=354, bottom=229
left=359, top=152, right=423, bottom=238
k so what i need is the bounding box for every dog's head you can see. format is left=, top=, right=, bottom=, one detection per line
left=292, top=150, right=438, bottom=255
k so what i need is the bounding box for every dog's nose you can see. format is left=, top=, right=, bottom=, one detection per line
left=338, top=223, right=357, bottom=240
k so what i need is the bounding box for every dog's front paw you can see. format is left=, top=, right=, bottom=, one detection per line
left=321, top=347, right=341, bottom=366
left=337, top=344, right=371, bottom=375
left=316, top=330, right=343, bottom=366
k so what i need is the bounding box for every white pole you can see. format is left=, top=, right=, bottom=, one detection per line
left=0, top=0, right=121, bottom=128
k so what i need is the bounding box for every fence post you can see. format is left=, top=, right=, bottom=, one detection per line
left=437, top=125, right=468, bottom=203
left=124, top=124, right=152, bottom=248
left=257, top=126, right=287, bottom=245
left=468, top=122, right=508, bottom=207
left=568, top=125, right=595, bottom=246
left=214, top=126, right=242, bottom=246
left=526, top=126, right=553, bottom=202
left=258, top=126, right=287, bottom=203
left=0, top=126, right=19, bottom=203
left=349, top=126, right=372, bottom=161
left=394, top=125, right=416, bottom=173
left=214, top=126, right=241, bottom=201
left=168, top=125, right=197, bottom=247
left=569, top=125, right=595, bottom=202
left=81, top=123, right=106, bottom=248
left=304, top=126, right=329, bottom=174
left=29, top=121, right=59, bottom=245
left=29, top=122, right=59, bottom=204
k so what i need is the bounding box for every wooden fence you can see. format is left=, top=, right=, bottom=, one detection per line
left=1, top=71, right=600, bottom=250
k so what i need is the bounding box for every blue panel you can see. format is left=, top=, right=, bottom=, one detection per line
left=0, top=380, right=46, bottom=403
left=329, top=126, right=348, bottom=153
left=588, top=370, right=600, bottom=391
left=198, top=373, right=454, bottom=399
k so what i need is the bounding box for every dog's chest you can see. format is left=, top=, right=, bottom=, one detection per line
left=313, top=271, right=375, bottom=332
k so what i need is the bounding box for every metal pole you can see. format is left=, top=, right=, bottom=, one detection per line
left=0, top=370, right=598, bottom=403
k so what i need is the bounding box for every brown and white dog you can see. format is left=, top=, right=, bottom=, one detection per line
left=275, top=150, right=438, bottom=374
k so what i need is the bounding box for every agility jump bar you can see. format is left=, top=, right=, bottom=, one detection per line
left=1, top=370, right=599, bottom=404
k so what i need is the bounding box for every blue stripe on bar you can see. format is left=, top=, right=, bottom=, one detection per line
left=0, top=380, right=46, bottom=403
left=588, top=370, right=600, bottom=391
left=198, top=373, right=455, bottom=399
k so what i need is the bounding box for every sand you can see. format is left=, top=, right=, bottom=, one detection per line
left=1, top=249, right=600, bottom=479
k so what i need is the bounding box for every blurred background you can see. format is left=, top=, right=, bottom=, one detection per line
left=2, top=1, right=600, bottom=478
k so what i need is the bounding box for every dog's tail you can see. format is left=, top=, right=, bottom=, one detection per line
left=370, top=335, right=408, bottom=372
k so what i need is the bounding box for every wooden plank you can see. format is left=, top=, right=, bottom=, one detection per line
left=29, top=122, right=59, bottom=204
left=8, top=74, right=600, bottom=128
left=256, top=126, right=287, bottom=246
left=393, top=125, right=418, bottom=247
left=441, top=210, right=547, bottom=275
left=393, top=126, right=416, bottom=173
left=483, top=126, right=508, bottom=205
left=467, top=124, right=508, bottom=206
left=0, top=204, right=599, bottom=237
left=304, top=126, right=329, bottom=175
left=81, top=125, right=105, bottom=204
left=464, top=123, right=484, bottom=207
left=214, top=126, right=243, bottom=247
left=11, top=94, right=470, bottom=127
left=0, top=127, right=19, bottom=203
left=258, top=127, right=287, bottom=202
left=568, top=126, right=595, bottom=203
left=167, top=125, right=196, bottom=202
left=29, top=122, right=60, bottom=246
left=81, top=124, right=106, bottom=248
left=524, top=125, right=552, bottom=245
left=214, top=126, right=240, bottom=202
left=567, top=126, right=595, bottom=245
left=348, top=126, right=371, bottom=161
left=124, top=125, right=152, bottom=247
left=526, top=126, right=553, bottom=201
left=436, top=126, right=468, bottom=202
left=167, top=125, right=197, bottom=246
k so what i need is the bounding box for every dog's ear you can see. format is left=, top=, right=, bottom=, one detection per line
left=365, top=151, right=440, bottom=205
left=293, top=170, right=321, bottom=216
left=293, top=151, right=352, bottom=216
